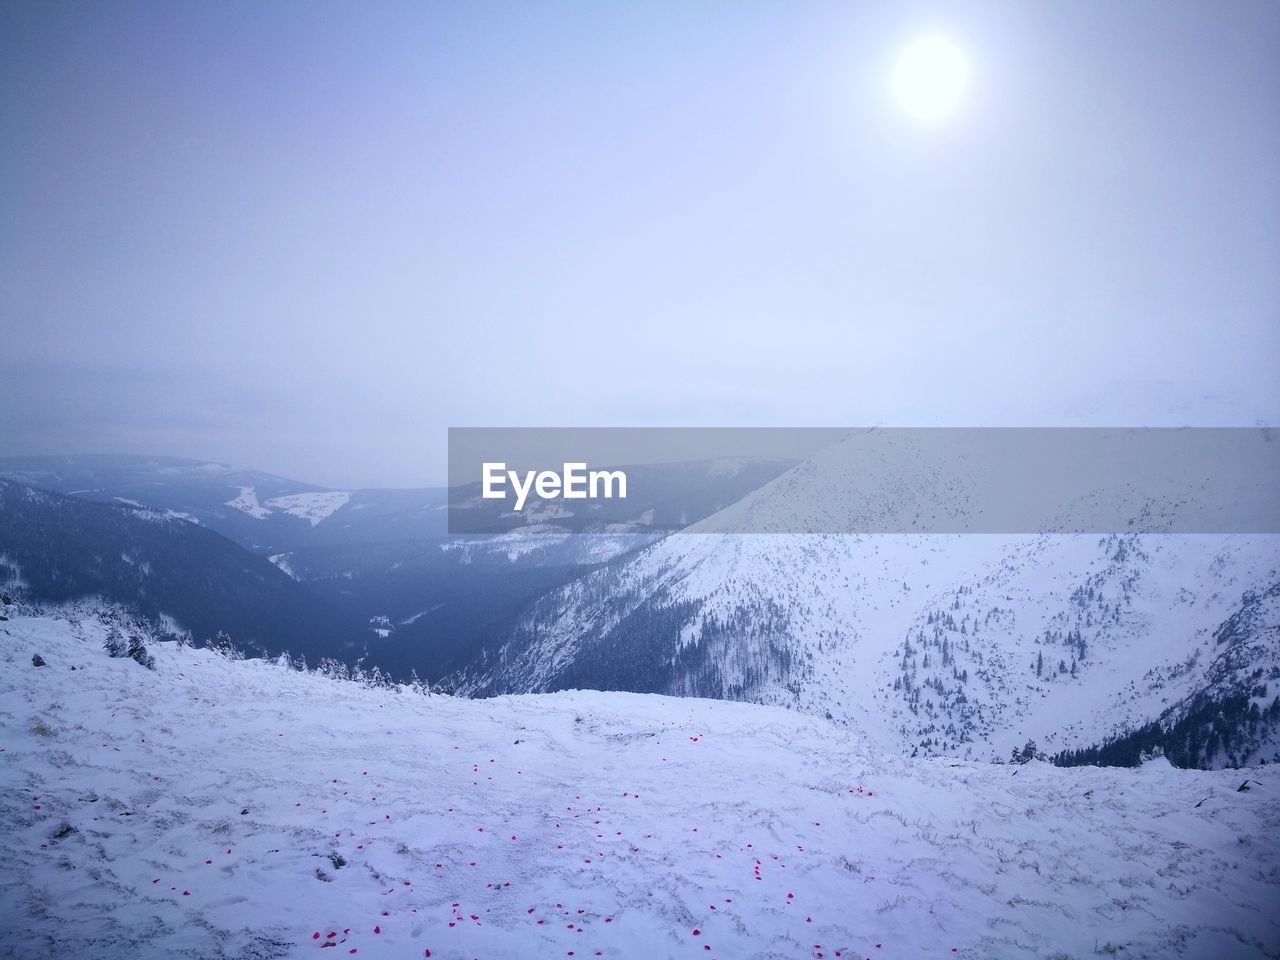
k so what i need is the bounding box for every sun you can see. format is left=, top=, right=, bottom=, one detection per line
left=891, top=35, right=970, bottom=121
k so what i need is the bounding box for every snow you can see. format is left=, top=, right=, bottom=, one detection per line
left=400, top=606, right=445, bottom=626
left=2, top=608, right=1278, bottom=959
left=226, top=488, right=351, bottom=525
left=704, top=457, right=752, bottom=478
left=441, top=531, right=644, bottom=565
left=269, top=553, right=299, bottom=579
left=226, top=486, right=272, bottom=519
left=116, top=498, right=201, bottom=525
left=0, top=554, right=29, bottom=591
left=265, top=492, right=352, bottom=526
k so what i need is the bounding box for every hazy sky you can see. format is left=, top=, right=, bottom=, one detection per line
left=2, top=1, right=1278, bottom=487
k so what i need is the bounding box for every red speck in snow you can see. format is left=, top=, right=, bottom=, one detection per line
left=692, top=929, right=701, bottom=936
left=182, top=890, right=190, bottom=896
left=374, top=926, right=380, bottom=934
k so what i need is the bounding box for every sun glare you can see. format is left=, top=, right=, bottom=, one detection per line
left=891, top=35, right=970, bottom=121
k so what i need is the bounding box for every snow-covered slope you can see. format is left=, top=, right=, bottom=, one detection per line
left=2, top=608, right=1277, bottom=959
left=448, top=437, right=1280, bottom=766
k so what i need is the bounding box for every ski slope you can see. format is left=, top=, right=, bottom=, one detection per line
left=2, top=609, right=1277, bottom=959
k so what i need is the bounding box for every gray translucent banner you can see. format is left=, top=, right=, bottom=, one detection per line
left=447, top=427, right=1280, bottom=534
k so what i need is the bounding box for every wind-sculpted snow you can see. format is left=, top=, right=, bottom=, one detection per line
left=2, top=610, right=1278, bottom=959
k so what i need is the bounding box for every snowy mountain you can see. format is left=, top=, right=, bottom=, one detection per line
left=2, top=606, right=1277, bottom=959
left=0, top=453, right=795, bottom=554
left=5, top=446, right=1276, bottom=769
left=447, top=438, right=1280, bottom=767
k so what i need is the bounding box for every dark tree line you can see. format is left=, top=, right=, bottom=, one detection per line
left=1054, top=691, right=1280, bottom=769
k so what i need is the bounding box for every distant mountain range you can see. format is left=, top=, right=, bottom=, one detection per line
left=0, top=478, right=361, bottom=661
left=0, top=453, right=796, bottom=680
